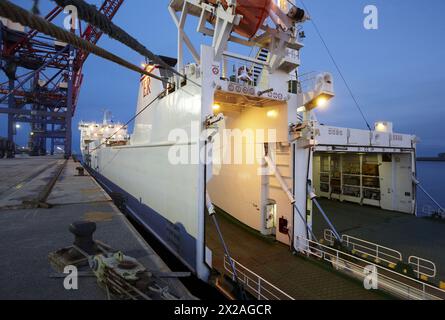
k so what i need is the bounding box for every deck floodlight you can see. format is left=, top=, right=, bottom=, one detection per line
left=305, top=92, right=334, bottom=111
left=374, top=121, right=393, bottom=133
left=376, top=122, right=386, bottom=131
left=316, top=96, right=328, bottom=108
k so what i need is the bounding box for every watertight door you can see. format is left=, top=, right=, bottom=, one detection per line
left=379, top=155, right=394, bottom=211
left=380, top=153, right=414, bottom=214
left=265, top=200, right=277, bottom=232
left=394, top=154, right=415, bottom=214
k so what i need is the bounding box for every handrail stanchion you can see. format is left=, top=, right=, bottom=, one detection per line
left=417, top=260, right=421, bottom=279
left=258, top=278, right=262, bottom=300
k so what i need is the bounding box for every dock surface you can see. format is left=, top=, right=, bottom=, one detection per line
left=0, top=157, right=192, bottom=300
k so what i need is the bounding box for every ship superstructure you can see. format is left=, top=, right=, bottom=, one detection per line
left=79, top=112, right=129, bottom=154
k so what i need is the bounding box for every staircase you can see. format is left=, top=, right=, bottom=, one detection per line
left=252, top=48, right=270, bottom=87
left=269, top=146, right=293, bottom=191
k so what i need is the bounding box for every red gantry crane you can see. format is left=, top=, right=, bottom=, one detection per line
left=0, top=0, right=124, bottom=157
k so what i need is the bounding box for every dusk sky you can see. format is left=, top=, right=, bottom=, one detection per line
left=2, top=0, right=445, bottom=156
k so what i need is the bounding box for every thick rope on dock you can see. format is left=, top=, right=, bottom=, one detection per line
left=0, top=0, right=168, bottom=83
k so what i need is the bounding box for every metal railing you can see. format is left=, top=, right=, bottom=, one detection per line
left=422, top=204, right=445, bottom=218
left=324, top=229, right=439, bottom=282
left=223, top=255, right=294, bottom=301
left=343, top=233, right=402, bottom=266
left=324, top=229, right=402, bottom=266
left=221, top=56, right=263, bottom=86
left=301, top=237, right=445, bottom=300
left=414, top=177, right=445, bottom=216
left=409, top=256, right=437, bottom=279
left=290, top=71, right=318, bottom=94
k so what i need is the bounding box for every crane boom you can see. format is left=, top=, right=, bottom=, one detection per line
left=0, top=0, right=124, bottom=157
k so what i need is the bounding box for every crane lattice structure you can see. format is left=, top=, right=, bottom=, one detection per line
left=0, top=0, right=123, bottom=157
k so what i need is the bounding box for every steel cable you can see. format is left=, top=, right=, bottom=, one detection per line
left=299, top=0, right=373, bottom=131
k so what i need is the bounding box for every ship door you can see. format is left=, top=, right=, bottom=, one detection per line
left=394, top=154, right=415, bottom=213
left=265, top=199, right=277, bottom=235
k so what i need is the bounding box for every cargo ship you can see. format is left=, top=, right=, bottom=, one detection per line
left=79, top=0, right=419, bottom=285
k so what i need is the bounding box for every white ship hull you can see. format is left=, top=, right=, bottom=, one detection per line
left=86, top=67, right=210, bottom=280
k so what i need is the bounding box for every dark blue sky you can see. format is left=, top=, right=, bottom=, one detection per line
left=2, top=0, right=445, bottom=156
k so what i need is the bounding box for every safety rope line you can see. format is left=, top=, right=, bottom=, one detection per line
left=52, top=0, right=201, bottom=87
left=0, top=0, right=170, bottom=84
left=299, top=0, right=373, bottom=132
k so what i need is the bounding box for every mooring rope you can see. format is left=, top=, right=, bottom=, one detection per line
left=0, top=0, right=170, bottom=84
left=52, top=0, right=200, bottom=87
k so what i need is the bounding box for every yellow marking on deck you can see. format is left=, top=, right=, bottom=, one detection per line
left=420, top=275, right=429, bottom=282
left=440, top=281, right=445, bottom=290
left=389, top=263, right=396, bottom=269
left=80, top=188, right=101, bottom=194
left=84, top=212, right=113, bottom=222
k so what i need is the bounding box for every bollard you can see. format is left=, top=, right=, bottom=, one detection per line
left=110, top=192, right=126, bottom=210
left=76, top=166, right=85, bottom=176
left=69, top=221, right=98, bottom=255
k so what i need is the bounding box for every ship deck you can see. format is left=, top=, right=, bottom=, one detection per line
left=313, top=198, right=445, bottom=284
left=206, top=198, right=445, bottom=299
left=0, top=156, right=192, bottom=300
left=205, top=211, right=389, bottom=300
